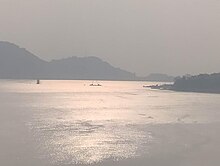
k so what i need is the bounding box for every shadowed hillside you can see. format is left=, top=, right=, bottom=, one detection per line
left=146, top=73, right=220, bottom=94
left=0, top=42, right=135, bottom=80
left=172, top=73, right=220, bottom=93
left=0, top=41, right=47, bottom=79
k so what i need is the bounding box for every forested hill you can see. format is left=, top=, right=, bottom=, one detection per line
left=172, top=73, right=220, bottom=93
left=147, top=73, right=220, bottom=94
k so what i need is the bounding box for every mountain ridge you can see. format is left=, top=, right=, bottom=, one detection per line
left=0, top=42, right=136, bottom=80
left=0, top=41, right=175, bottom=81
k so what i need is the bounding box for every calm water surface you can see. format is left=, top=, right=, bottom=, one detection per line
left=0, top=80, right=220, bottom=166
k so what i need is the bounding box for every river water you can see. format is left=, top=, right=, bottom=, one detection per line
left=0, top=80, right=220, bottom=166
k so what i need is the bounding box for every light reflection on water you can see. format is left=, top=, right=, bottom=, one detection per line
left=33, top=120, right=151, bottom=165
left=1, top=80, right=220, bottom=165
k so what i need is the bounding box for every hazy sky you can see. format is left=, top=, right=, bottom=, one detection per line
left=0, top=0, right=219, bottom=76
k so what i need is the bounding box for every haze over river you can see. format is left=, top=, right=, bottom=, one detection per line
left=0, top=80, right=220, bottom=166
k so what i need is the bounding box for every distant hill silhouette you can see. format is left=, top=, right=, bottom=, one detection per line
left=0, top=41, right=46, bottom=79
left=143, top=73, right=174, bottom=82
left=0, top=41, right=136, bottom=80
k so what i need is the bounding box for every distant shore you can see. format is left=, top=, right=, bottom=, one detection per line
left=145, top=73, right=220, bottom=94
left=146, top=84, right=220, bottom=94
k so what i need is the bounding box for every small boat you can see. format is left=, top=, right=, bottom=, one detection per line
left=90, top=82, right=102, bottom=86
left=90, top=83, right=102, bottom=86
left=36, top=79, right=40, bottom=84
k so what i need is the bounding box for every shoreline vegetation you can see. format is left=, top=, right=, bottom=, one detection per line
left=145, top=73, right=220, bottom=94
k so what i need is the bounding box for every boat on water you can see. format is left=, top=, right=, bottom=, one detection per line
left=89, top=82, right=102, bottom=86
left=143, top=84, right=172, bottom=90
left=36, top=79, right=40, bottom=84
